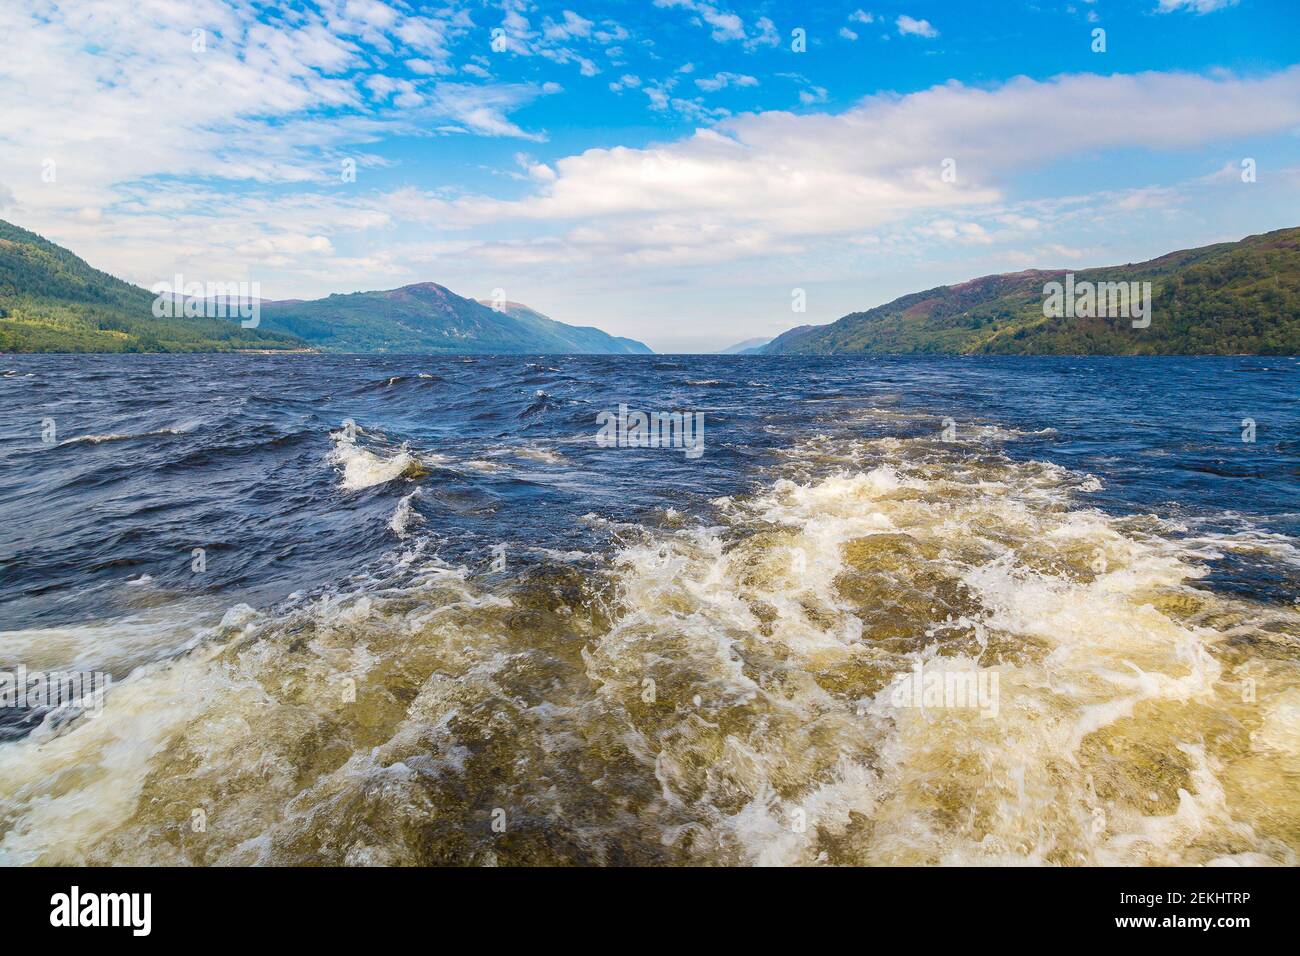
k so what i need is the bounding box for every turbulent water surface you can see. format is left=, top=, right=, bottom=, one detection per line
left=0, top=353, right=1297, bottom=866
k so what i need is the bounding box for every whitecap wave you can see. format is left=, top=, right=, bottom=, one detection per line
left=56, top=422, right=199, bottom=447
left=389, top=489, right=425, bottom=536
left=328, top=431, right=425, bottom=491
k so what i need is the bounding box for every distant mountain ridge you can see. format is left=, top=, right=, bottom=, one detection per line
left=0, top=217, right=651, bottom=354
left=763, top=227, right=1300, bottom=355
left=251, top=284, right=651, bottom=354
left=717, top=336, right=772, bottom=354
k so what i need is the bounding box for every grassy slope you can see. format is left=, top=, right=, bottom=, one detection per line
left=0, top=219, right=305, bottom=353
left=490, top=302, right=653, bottom=354
left=257, top=284, right=538, bottom=353
left=764, top=227, right=1300, bottom=355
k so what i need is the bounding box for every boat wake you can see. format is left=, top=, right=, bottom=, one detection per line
left=2, top=425, right=1296, bottom=866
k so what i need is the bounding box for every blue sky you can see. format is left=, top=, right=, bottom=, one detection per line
left=2, top=0, right=1299, bottom=350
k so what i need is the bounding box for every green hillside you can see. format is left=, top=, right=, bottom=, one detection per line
left=763, top=227, right=1300, bottom=355
left=0, top=219, right=304, bottom=352
left=481, top=300, right=652, bottom=354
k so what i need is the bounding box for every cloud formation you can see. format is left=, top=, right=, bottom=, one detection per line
left=897, top=15, right=939, bottom=38
left=1157, top=0, right=1240, bottom=12
left=390, top=68, right=1300, bottom=269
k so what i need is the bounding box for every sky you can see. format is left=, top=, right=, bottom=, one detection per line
left=2, top=0, right=1299, bottom=352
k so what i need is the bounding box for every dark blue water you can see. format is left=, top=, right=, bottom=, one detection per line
left=1, top=354, right=1296, bottom=629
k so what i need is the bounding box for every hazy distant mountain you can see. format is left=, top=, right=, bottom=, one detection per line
left=0, top=218, right=303, bottom=352
left=473, top=299, right=652, bottom=354
left=717, top=336, right=772, bottom=354
left=763, top=227, right=1300, bottom=355
left=254, top=284, right=651, bottom=354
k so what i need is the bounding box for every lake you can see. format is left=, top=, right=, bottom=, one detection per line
left=0, top=353, right=1296, bottom=864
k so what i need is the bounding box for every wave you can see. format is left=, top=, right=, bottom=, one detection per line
left=352, top=373, right=445, bottom=394
left=389, top=489, right=425, bottom=536
left=581, top=437, right=1299, bottom=865
left=519, top=390, right=561, bottom=418
left=328, top=430, right=427, bottom=491
left=507, top=445, right=566, bottom=466
left=55, top=422, right=200, bottom=447
left=1, top=431, right=1295, bottom=866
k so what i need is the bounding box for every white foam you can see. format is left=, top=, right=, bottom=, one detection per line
left=328, top=432, right=422, bottom=491
left=389, top=489, right=424, bottom=536
left=56, top=421, right=200, bottom=447
left=580, top=435, right=1300, bottom=865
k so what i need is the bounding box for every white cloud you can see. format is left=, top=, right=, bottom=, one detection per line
left=1156, top=0, right=1239, bottom=12
left=849, top=10, right=875, bottom=24
left=0, top=0, right=546, bottom=217
left=490, top=1, right=620, bottom=75
left=342, top=0, right=399, bottom=30
left=778, top=72, right=828, bottom=106
left=667, top=98, right=731, bottom=123
left=594, top=22, right=630, bottom=44
left=543, top=10, right=594, bottom=41
left=379, top=69, right=1300, bottom=272
left=839, top=27, right=859, bottom=41
left=428, top=83, right=561, bottom=140
left=20, top=65, right=1300, bottom=294
left=639, top=75, right=732, bottom=122
left=695, top=72, right=759, bottom=92
left=237, top=233, right=334, bottom=256
left=896, top=15, right=939, bottom=38
left=643, top=80, right=675, bottom=111
left=745, top=16, right=781, bottom=49
left=916, top=219, right=992, bottom=244
left=652, top=0, right=755, bottom=44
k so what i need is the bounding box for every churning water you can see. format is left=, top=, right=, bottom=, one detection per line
left=0, top=354, right=1296, bottom=865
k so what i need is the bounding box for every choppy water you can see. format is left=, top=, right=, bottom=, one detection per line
left=0, top=353, right=1297, bottom=865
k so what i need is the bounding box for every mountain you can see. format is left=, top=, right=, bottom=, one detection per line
left=0, top=219, right=304, bottom=352
left=251, top=284, right=649, bottom=354
left=0, top=217, right=650, bottom=354
left=473, top=299, right=652, bottom=354
left=763, top=227, right=1300, bottom=355
left=717, top=336, right=772, bottom=354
